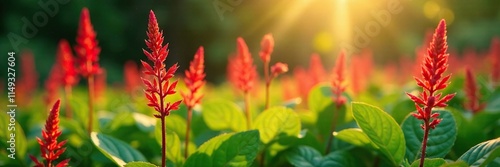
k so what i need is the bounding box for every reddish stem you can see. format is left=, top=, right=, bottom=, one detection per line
left=264, top=61, right=270, bottom=110
left=161, top=116, right=167, bottom=167
left=87, top=75, right=94, bottom=135
left=419, top=121, right=430, bottom=167
left=244, top=93, right=251, bottom=130
left=184, top=107, right=192, bottom=159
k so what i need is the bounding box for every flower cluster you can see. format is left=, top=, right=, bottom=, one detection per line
left=57, top=39, right=79, bottom=87
left=30, top=100, right=70, bottom=167
left=406, top=19, right=455, bottom=130
left=464, top=68, right=484, bottom=113
left=182, top=46, right=206, bottom=110
left=75, top=7, right=101, bottom=78
left=331, top=51, right=347, bottom=108
left=234, top=37, right=257, bottom=94
left=141, top=10, right=182, bottom=118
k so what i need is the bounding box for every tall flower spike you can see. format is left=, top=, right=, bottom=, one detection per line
left=142, top=10, right=181, bottom=167
left=235, top=37, right=257, bottom=94
left=490, top=37, right=500, bottom=85
left=182, top=46, right=206, bottom=110
left=17, top=51, right=38, bottom=106
left=58, top=39, right=78, bottom=87
left=407, top=19, right=456, bottom=167
left=75, top=8, right=101, bottom=78
left=29, top=100, right=70, bottom=167
left=331, top=50, right=347, bottom=108
left=259, top=33, right=274, bottom=63
left=464, top=67, right=484, bottom=113
left=181, top=46, right=205, bottom=158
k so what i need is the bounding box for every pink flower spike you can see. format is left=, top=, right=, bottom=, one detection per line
left=259, top=33, right=274, bottom=63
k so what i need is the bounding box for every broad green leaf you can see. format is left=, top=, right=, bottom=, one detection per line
left=391, top=99, right=415, bottom=124
left=155, top=122, right=183, bottom=166
left=334, top=128, right=378, bottom=149
left=285, top=146, right=354, bottom=167
left=124, top=161, right=158, bottom=167
left=253, top=106, right=301, bottom=144
left=184, top=130, right=260, bottom=167
left=0, top=114, right=27, bottom=161
left=202, top=99, right=246, bottom=132
left=165, top=114, right=191, bottom=140
left=410, top=158, right=446, bottom=167
left=439, top=161, right=469, bottom=167
left=402, top=110, right=457, bottom=162
left=459, top=137, right=500, bottom=167
left=90, top=132, right=146, bottom=166
left=132, top=113, right=156, bottom=132
left=352, top=102, right=406, bottom=165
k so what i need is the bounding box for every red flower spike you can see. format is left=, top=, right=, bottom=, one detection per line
left=235, top=37, right=257, bottom=94
left=17, top=51, right=38, bottom=105
left=124, top=61, right=142, bottom=95
left=29, top=100, right=70, bottom=167
left=75, top=8, right=101, bottom=78
left=271, top=62, right=288, bottom=77
left=259, top=33, right=274, bottom=63
left=182, top=46, right=206, bottom=110
left=331, top=50, right=347, bottom=108
left=464, top=68, right=484, bottom=113
left=57, top=39, right=79, bottom=87
left=490, top=37, right=500, bottom=84
left=408, top=19, right=456, bottom=167
left=142, top=10, right=181, bottom=118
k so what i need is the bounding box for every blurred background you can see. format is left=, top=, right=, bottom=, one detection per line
left=1, top=0, right=499, bottom=84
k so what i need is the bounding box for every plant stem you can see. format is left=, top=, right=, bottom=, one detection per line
left=419, top=121, right=430, bottom=167
left=184, top=107, right=192, bottom=159
left=161, top=116, right=167, bottom=167
left=244, top=92, right=251, bottom=130
left=264, top=61, right=270, bottom=110
left=325, top=106, right=339, bottom=154
left=65, top=85, right=72, bottom=118
left=87, top=75, right=95, bottom=135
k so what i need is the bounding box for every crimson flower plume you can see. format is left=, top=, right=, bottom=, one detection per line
left=490, top=37, right=500, bottom=84
left=30, top=100, right=70, bottom=167
left=57, top=39, right=78, bottom=87
left=182, top=46, right=206, bottom=110
left=75, top=7, right=101, bottom=78
left=407, top=19, right=455, bottom=167
left=464, top=67, right=484, bottom=113
left=331, top=50, right=347, bottom=108
left=17, top=51, right=38, bottom=105
left=259, top=33, right=274, bottom=63
left=235, top=37, right=257, bottom=94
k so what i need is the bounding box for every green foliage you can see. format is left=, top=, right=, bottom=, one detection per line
left=124, top=161, right=158, bottom=167
left=351, top=102, right=406, bottom=166
left=459, top=137, right=500, bottom=167
left=254, top=106, right=301, bottom=144
left=402, top=110, right=457, bottom=162
left=184, top=130, right=260, bottom=167
left=90, top=132, right=147, bottom=166
left=410, top=158, right=446, bottom=167
left=285, top=146, right=354, bottom=167
left=202, top=99, right=246, bottom=132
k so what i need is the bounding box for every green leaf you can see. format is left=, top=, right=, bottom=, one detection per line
left=0, top=113, right=27, bottom=161
left=202, top=99, right=246, bottom=132
left=132, top=113, right=156, bottom=132
left=439, top=161, right=469, bottom=167
left=155, top=121, right=183, bottom=166
left=253, top=106, right=301, bottom=144
left=410, top=158, right=446, bottom=167
left=352, top=102, right=406, bottom=165
left=165, top=114, right=191, bottom=141
left=334, top=128, right=378, bottom=149
left=402, top=110, right=457, bottom=163
left=184, top=130, right=260, bottom=167
left=124, top=161, right=158, bottom=167
left=459, top=137, right=500, bottom=167
left=484, top=88, right=500, bottom=113
left=90, top=132, right=146, bottom=166
left=285, top=146, right=354, bottom=167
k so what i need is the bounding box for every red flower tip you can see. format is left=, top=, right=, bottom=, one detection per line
left=271, top=62, right=288, bottom=77
left=142, top=10, right=181, bottom=118
left=331, top=50, right=347, bottom=108
left=31, top=100, right=70, bottom=167
left=75, top=7, right=101, bottom=78
left=235, top=37, right=257, bottom=93
left=259, top=33, right=274, bottom=63
left=182, top=46, right=206, bottom=109
left=408, top=19, right=454, bottom=129
left=57, top=39, right=79, bottom=87
left=464, top=67, right=484, bottom=113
